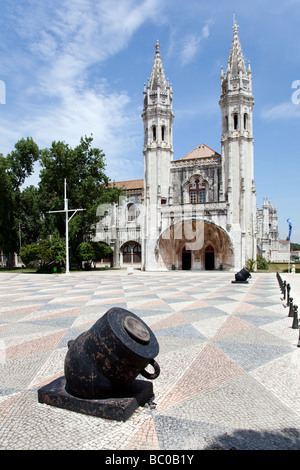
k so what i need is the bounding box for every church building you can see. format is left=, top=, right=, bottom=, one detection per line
left=95, top=21, right=276, bottom=272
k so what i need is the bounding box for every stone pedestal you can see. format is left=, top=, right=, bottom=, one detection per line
left=38, top=376, right=154, bottom=422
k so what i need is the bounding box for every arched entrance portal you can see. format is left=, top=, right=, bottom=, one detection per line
left=157, top=220, right=234, bottom=271
left=205, top=245, right=214, bottom=270
left=182, top=247, right=191, bottom=270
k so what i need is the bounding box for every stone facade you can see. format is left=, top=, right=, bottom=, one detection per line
left=256, top=198, right=290, bottom=262
left=95, top=22, right=278, bottom=272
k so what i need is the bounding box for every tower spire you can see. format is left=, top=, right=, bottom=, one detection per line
left=226, top=18, right=247, bottom=76
left=219, top=21, right=256, bottom=269
left=142, top=41, right=174, bottom=271
left=149, top=40, right=167, bottom=91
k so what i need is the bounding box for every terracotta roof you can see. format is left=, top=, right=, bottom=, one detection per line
left=180, top=143, right=220, bottom=160
left=109, top=179, right=144, bottom=190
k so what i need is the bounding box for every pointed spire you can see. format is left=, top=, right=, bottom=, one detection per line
left=149, top=40, right=167, bottom=91
left=226, top=18, right=247, bottom=76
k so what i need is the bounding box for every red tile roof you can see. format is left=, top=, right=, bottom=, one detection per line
left=109, top=179, right=144, bottom=190
left=109, top=144, right=220, bottom=188
left=180, top=143, right=220, bottom=160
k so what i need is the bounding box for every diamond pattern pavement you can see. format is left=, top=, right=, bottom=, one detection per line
left=0, top=271, right=299, bottom=450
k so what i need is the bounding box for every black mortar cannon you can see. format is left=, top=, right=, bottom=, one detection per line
left=38, top=307, right=160, bottom=421
left=233, top=267, right=251, bottom=283
left=64, top=307, right=160, bottom=399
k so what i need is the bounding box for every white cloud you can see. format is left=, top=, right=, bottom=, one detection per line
left=179, top=19, right=213, bottom=66
left=261, top=101, right=300, bottom=121
left=1, top=0, right=161, bottom=181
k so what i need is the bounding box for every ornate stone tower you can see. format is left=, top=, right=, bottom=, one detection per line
left=219, top=21, right=256, bottom=269
left=142, top=41, right=174, bottom=270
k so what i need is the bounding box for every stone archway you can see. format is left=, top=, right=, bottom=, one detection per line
left=157, top=220, right=234, bottom=271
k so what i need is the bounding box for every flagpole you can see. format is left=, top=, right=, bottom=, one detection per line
left=287, top=218, right=292, bottom=273
left=47, top=179, right=85, bottom=275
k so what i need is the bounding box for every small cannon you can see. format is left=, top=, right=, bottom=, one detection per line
left=38, top=307, right=160, bottom=421
left=232, top=267, right=251, bottom=284
left=64, top=307, right=160, bottom=399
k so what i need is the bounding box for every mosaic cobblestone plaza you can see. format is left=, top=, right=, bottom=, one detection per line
left=0, top=270, right=299, bottom=450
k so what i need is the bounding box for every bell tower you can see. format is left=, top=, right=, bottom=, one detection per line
left=142, top=41, right=174, bottom=270
left=219, top=20, right=256, bottom=269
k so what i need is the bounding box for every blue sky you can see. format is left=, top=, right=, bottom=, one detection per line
left=0, top=0, right=299, bottom=242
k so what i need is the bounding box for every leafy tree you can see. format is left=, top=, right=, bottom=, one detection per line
left=0, top=155, right=16, bottom=257
left=50, top=231, right=66, bottom=265
left=94, top=242, right=113, bottom=261
left=77, top=241, right=113, bottom=268
left=20, top=232, right=66, bottom=270
left=19, top=243, right=40, bottom=266
left=1, top=135, right=120, bottom=269
left=7, top=138, right=40, bottom=190
left=291, top=243, right=300, bottom=251
left=0, top=138, right=40, bottom=267
left=38, top=136, right=121, bottom=262
left=18, top=185, right=44, bottom=246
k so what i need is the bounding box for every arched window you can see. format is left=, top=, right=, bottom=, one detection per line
left=133, top=244, right=141, bottom=263
left=244, top=113, right=248, bottom=130
left=122, top=244, right=141, bottom=264
left=233, top=114, right=238, bottom=130
left=123, top=245, right=131, bottom=263
left=152, top=126, right=156, bottom=141
left=189, top=179, right=206, bottom=204
left=161, top=125, right=165, bottom=141
left=127, top=203, right=136, bottom=222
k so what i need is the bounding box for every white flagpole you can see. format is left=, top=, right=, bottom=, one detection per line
left=64, top=179, right=70, bottom=274
left=47, top=179, right=85, bottom=274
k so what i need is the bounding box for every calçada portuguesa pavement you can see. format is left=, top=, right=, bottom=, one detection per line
left=0, top=270, right=299, bottom=450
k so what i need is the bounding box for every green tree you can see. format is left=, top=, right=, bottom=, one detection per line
left=76, top=241, right=113, bottom=269
left=20, top=233, right=66, bottom=270
left=19, top=243, right=40, bottom=267
left=0, top=155, right=18, bottom=257
left=291, top=243, right=300, bottom=251
left=0, top=138, right=40, bottom=267
left=7, top=138, right=40, bottom=190
left=18, top=185, right=44, bottom=246
left=38, top=136, right=121, bottom=262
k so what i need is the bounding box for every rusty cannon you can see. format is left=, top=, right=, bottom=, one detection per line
left=65, top=307, right=160, bottom=398
left=38, top=307, right=160, bottom=421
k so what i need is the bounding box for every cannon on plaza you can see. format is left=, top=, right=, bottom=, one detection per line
left=64, top=307, right=160, bottom=399
left=38, top=307, right=160, bottom=421
left=232, top=267, right=251, bottom=284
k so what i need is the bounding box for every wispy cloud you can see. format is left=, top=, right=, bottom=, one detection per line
left=1, top=0, right=160, bottom=180
left=179, top=19, right=213, bottom=66
left=261, top=101, right=300, bottom=121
